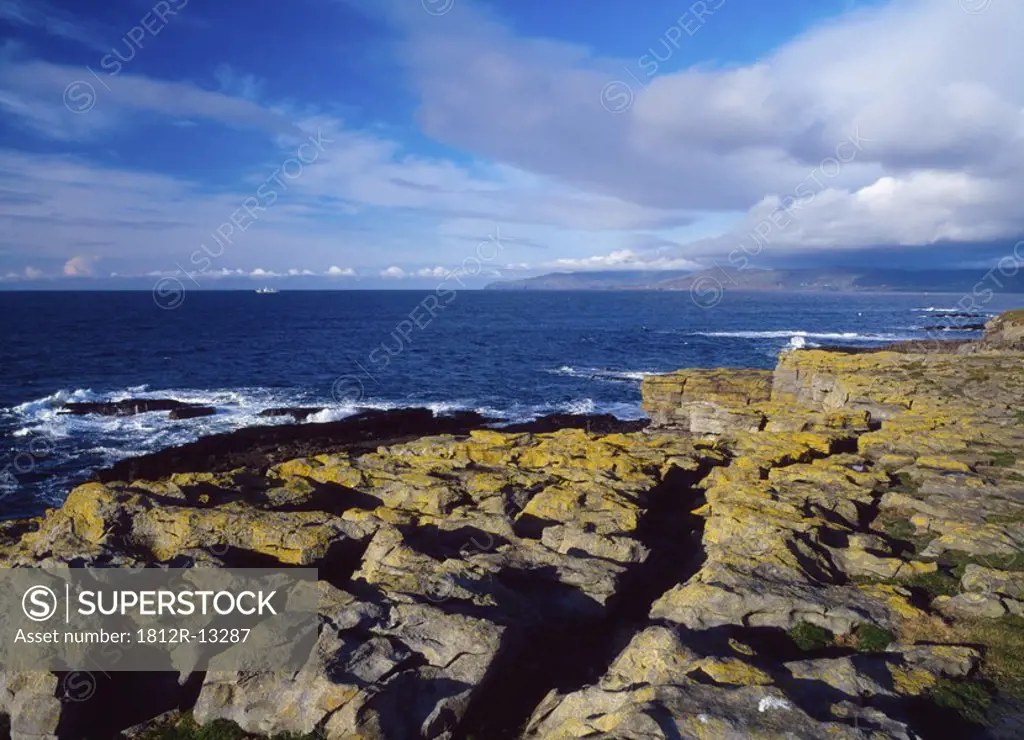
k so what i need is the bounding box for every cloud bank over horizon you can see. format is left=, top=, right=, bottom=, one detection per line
left=0, top=0, right=1022, bottom=287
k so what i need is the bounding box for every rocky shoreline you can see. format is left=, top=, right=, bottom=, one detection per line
left=93, top=409, right=647, bottom=483
left=2, top=311, right=1023, bottom=739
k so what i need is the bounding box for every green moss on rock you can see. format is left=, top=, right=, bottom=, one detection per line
left=788, top=622, right=832, bottom=651
left=928, top=678, right=992, bottom=726
left=852, top=623, right=895, bottom=652
left=902, top=569, right=960, bottom=599
left=954, top=615, right=1024, bottom=699
left=136, top=714, right=318, bottom=740
left=995, top=309, right=1024, bottom=326
left=883, top=516, right=916, bottom=541
left=987, top=451, right=1016, bottom=468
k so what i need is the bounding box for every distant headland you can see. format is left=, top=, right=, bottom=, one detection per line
left=486, top=267, right=1024, bottom=293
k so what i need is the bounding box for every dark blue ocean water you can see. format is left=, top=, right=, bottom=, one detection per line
left=1, top=290, right=1019, bottom=517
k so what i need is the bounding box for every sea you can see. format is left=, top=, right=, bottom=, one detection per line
left=1, top=289, right=1020, bottom=519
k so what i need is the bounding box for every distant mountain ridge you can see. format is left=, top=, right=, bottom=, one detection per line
left=485, top=270, right=692, bottom=291
left=486, top=267, right=1024, bottom=293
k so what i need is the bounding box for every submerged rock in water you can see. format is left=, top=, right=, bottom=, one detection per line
left=258, top=406, right=325, bottom=422
left=2, top=310, right=1024, bottom=738
left=61, top=399, right=207, bottom=416
left=922, top=323, right=987, bottom=332
left=168, top=406, right=217, bottom=420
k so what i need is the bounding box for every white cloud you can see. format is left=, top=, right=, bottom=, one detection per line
left=551, top=250, right=700, bottom=272
left=380, top=266, right=406, bottom=278
left=0, top=266, right=42, bottom=281
left=0, top=147, right=375, bottom=276
left=378, top=0, right=1024, bottom=256
left=63, top=255, right=96, bottom=276
left=326, top=265, right=355, bottom=276
left=0, top=73, right=693, bottom=276
left=0, top=57, right=302, bottom=142
left=416, top=266, right=448, bottom=277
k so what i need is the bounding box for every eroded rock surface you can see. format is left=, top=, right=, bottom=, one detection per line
left=2, top=312, right=1024, bottom=738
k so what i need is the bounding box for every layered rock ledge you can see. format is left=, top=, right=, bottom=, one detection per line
left=2, top=312, right=1024, bottom=739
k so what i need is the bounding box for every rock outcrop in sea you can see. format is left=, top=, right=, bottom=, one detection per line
left=2, top=312, right=1024, bottom=739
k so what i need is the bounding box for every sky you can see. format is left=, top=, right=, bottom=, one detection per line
left=0, top=0, right=1022, bottom=289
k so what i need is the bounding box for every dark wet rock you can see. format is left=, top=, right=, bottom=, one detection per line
left=168, top=406, right=217, bottom=420
left=258, top=407, right=325, bottom=422
left=922, top=323, right=986, bottom=332
left=815, top=338, right=973, bottom=354
left=60, top=399, right=206, bottom=416
left=917, top=311, right=988, bottom=319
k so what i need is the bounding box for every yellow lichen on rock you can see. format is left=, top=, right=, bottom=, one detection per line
left=695, top=657, right=774, bottom=686
left=889, top=664, right=939, bottom=696
left=59, top=481, right=121, bottom=544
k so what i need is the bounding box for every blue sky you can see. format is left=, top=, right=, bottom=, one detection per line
left=0, top=0, right=1021, bottom=288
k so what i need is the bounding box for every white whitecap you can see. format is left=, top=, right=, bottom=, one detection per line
left=548, top=366, right=653, bottom=382
left=693, top=330, right=914, bottom=342
left=305, top=407, right=360, bottom=424
left=559, top=398, right=597, bottom=415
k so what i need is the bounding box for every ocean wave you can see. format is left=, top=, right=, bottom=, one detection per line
left=305, top=397, right=644, bottom=425
left=548, top=366, right=653, bottom=382
left=915, top=307, right=995, bottom=316
left=492, top=398, right=645, bottom=424
left=3, top=385, right=309, bottom=463
left=560, top=398, right=598, bottom=415
left=305, top=407, right=364, bottom=424
left=693, top=330, right=914, bottom=342
left=304, top=400, right=490, bottom=425
left=6, top=385, right=644, bottom=434
left=10, top=387, right=96, bottom=416
left=784, top=336, right=820, bottom=350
